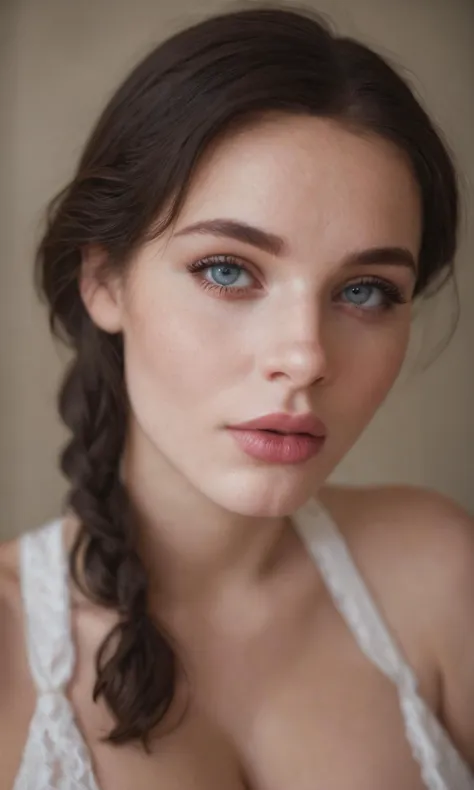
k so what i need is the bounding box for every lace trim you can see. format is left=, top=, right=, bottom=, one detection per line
left=13, top=692, right=100, bottom=790
left=401, top=694, right=474, bottom=790
left=19, top=521, right=74, bottom=693
left=293, top=497, right=474, bottom=790
left=13, top=506, right=474, bottom=790
left=15, top=521, right=100, bottom=790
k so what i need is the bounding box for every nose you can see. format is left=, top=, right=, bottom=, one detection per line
left=260, top=300, right=329, bottom=390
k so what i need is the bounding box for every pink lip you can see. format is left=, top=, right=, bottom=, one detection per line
left=227, top=412, right=327, bottom=464
left=230, top=412, right=327, bottom=437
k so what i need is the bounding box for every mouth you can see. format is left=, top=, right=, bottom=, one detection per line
left=258, top=428, right=313, bottom=436
left=228, top=428, right=325, bottom=464
left=229, top=411, right=327, bottom=439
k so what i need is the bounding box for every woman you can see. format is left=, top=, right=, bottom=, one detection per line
left=0, top=5, right=473, bottom=789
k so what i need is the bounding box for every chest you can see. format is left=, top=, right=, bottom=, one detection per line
left=70, top=598, right=429, bottom=790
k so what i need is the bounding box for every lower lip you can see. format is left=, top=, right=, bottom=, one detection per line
left=228, top=428, right=325, bottom=464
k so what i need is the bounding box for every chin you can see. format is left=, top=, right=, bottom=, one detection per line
left=205, top=464, right=324, bottom=518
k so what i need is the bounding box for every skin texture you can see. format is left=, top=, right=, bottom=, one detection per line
left=1, top=115, right=473, bottom=790
left=83, top=115, right=420, bottom=597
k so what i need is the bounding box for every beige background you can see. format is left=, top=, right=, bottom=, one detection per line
left=0, top=0, right=473, bottom=539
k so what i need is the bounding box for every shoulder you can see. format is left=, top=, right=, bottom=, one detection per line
left=0, top=535, right=26, bottom=682
left=0, top=534, right=46, bottom=787
left=320, top=483, right=474, bottom=765
left=319, top=482, right=474, bottom=609
left=0, top=535, right=23, bottom=630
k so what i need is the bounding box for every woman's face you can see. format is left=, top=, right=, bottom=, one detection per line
left=85, top=115, right=421, bottom=516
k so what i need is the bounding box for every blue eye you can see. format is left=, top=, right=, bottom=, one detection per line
left=340, top=279, right=406, bottom=310
left=187, top=256, right=407, bottom=309
left=187, top=255, right=255, bottom=295
left=343, top=284, right=383, bottom=308
left=208, top=263, right=244, bottom=287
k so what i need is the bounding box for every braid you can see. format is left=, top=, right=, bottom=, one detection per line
left=60, top=318, right=176, bottom=746
left=35, top=1, right=459, bottom=752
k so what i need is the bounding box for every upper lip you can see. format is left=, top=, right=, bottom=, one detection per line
left=230, top=412, right=327, bottom=437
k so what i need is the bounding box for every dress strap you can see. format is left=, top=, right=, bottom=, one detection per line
left=293, top=497, right=474, bottom=790
left=18, top=519, right=75, bottom=694
left=14, top=520, right=100, bottom=790
left=293, top=497, right=412, bottom=684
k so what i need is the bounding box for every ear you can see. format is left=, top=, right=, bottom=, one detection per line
left=79, top=245, right=124, bottom=333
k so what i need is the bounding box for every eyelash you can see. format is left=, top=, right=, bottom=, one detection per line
left=186, top=255, right=408, bottom=310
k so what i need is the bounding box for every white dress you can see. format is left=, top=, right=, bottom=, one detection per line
left=12, top=497, right=474, bottom=790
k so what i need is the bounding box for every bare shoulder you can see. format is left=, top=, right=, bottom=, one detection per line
left=0, top=534, right=23, bottom=644
left=319, top=482, right=474, bottom=765
left=319, top=482, right=474, bottom=611
left=0, top=533, right=39, bottom=789
left=0, top=533, right=30, bottom=691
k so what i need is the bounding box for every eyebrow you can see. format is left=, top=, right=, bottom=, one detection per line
left=174, top=218, right=286, bottom=256
left=174, top=218, right=417, bottom=274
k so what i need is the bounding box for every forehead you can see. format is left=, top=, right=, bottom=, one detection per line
left=175, top=115, right=422, bottom=259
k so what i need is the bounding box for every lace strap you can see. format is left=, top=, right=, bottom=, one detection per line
left=293, top=497, right=474, bottom=790
left=14, top=521, right=101, bottom=790
left=19, top=519, right=75, bottom=694
left=294, top=498, right=412, bottom=683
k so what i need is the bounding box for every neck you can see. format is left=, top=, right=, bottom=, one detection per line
left=121, top=437, right=293, bottom=604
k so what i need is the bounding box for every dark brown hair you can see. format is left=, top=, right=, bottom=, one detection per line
left=35, top=4, right=459, bottom=747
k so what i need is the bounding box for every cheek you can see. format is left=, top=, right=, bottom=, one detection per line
left=121, top=286, right=242, bottom=408
left=339, top=319, right=411, bottom=420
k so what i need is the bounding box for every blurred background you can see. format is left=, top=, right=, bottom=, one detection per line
left=0, top=0, right=473, bottom=539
